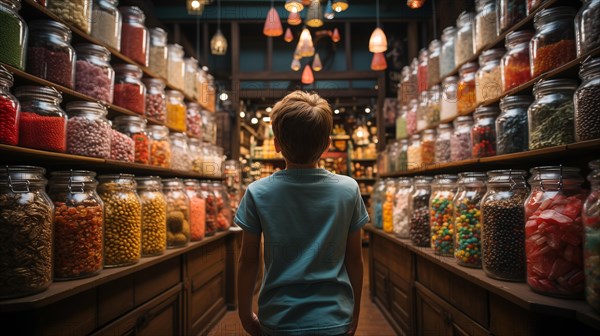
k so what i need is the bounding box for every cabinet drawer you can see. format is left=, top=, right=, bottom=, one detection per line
left=98, top=275, right=135, bottom=326
left=373, top=259, right=389, bottom=309
left=187, top=239, right=226, bottom=276
left=416, top=256, right=488, bottom=327
left=188, top=260, right=227, bottom=335
left=389, top=270, right=411, bottom=333
left=135, top=257, right=181, bottom=305
left=29, top=289, right=97, bottom=336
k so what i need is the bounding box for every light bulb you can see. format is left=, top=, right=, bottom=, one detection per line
left=240, top=111, right=246, bottom=118
left=191, top=0, right=200, bottom=9
left=365, top=107, right=371, bottom=113
left=251, top=117, right=258, bottom=124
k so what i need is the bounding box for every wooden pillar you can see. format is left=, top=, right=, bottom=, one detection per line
left=376, top=75, right=386, bottom=152
left=203, top=22, right=210, bottom=67
left=407, top=21, right=419, bottom=60
left=231, top=22, right=241, bottom=160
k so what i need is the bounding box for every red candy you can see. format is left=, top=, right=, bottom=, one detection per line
left=19, top=112, right=66, bottom=152
left=0, top=96, right=19, bottom=145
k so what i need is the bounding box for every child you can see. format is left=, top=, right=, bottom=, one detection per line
left=235, top=91, right=369, bottom=336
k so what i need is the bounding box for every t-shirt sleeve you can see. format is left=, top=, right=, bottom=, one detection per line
left=349, top=185, right=370, bottom=232
left=234, top=188, right=262, bottom=235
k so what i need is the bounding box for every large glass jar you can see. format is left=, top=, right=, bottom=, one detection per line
left=136, top=176, right=167, bottom=257
left=575, top=57, right=600, bottom=142
left=147, top=125, right=171, bottom=168
left=397, top=139, right=409, bottom=172
left=417, top=48, right=429, bottom=94
left=530, top=7, right=577, bottom=78
left=143, top=78, right=167, bottom=123
left=167, top=89, right=187, bottom=132
left=476, top=48, right=504, bottom=105
left=189, top=138, right=203, bottom=173
left=387, top=141, right=399, bottom=174
left=0, top=66, right=20, bottom=145
left=457, top=62, right=478, bottom=114
left=501, top=30, right=534, bottom=93
left=430, top=174, right=458, bottom=256
left=0, top=0, right=28, bottom=70
left=417, top=91, right=429, bottom=132
left=584, top=159, right=600, bottom=312
left=382, top=179, right=397, bottom=233
left=407, top=134, right=422, bottom=170
left=475, top=0, right=498, bottom=53
left=212, top=182, right=232, bottom=231
left=472, top=106, right=499, bottom=158
left=440, top=26, right=456, bottom=78
left=184, top=57, right=198, bottom=99
left=74, top=43, right=114, bottom=103
left=372, top=179, right=386, bottom=230
left=163, top=178, right=190, bottom=248
left=49, top=170, right=103, bottom=280
left=410, top=176, right=434, bottom=247
left=435, top=123, right=453, bottom=164
left=527, top=0, right=545, bottom=15
left=112, top=115, right=150, bottom=164
left=167, top=43, right=185, bottom=90
left=65, top=101, right=111, bottom=158
left=113, top=63, right=146, bottom=114
left=440, top=76, right=458, bottom=121
left=393, top=177, right=413, bottom=238
left=187, top=102, right=202, bottom=139
left=200, top=180, right=217, bottom=236
left=428, top=40, right=441, bottom=88
left=528, top=78, right=577, bottom=150
left=497, top=95, right=532, bottom=155
left=396, top=104, right=408, bottom=140
left=497, top=0, right=526, bottom=35
left=421, top=129, right=436, bottom=166
left=454, top=172, right=486, bottom=268
left=455, top=11, right=475, bottom=67
left=399, top=65, right=417, bottom=107
left=119, top=6, right=149, bottom=66
left=184, top=179, right=206, bottom=241
left=0, top=166, right=53, bottom=298
left=169, top=132, right=191, bottom=171
left=149, top=27, right=167, bottom=79
left=451, top=116, right=473, bottom=162
left=224, top=159, right=241, bottom=212
left=91, top=0, right=121, bottom=51
left=525, top=166, right=586, bottom=298
left=47, top=0, right=92, bottom=33
left=14, top=85, right=67, bottom=153
left=97, top=174, right=142, bottom=268
left=426, top=85, right=441, bottom=127
left=110, top=128, right=134, bottom=162
left=407, top=98, right=418, bottom=136
left=576, top=0, right=600, bottom=57
left=481, top=169, right=529, bottom=281
left=27, top=20, right=75, bottom=89
left=201, top=109, right=217, bottom=144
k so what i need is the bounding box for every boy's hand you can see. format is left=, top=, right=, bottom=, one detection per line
left=241, top=312, right=261, bottom=336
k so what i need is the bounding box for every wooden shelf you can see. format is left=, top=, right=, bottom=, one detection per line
left=0, top=231, right=233, bottom=312
left=0, top=145, right=224, bottom=180
left=250, top=157, right=285, bottom=163
left=351, top=158, right=377, bottom=163
left=354, top=177, right=377, bottom=182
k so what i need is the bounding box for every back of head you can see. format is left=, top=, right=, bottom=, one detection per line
left=271, top=91, right=333, bottom=165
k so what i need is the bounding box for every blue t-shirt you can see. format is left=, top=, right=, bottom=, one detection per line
left=235, top=168, right=369, bottom=335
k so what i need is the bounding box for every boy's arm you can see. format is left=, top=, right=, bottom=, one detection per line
left=344, top=229, right=364, bottom=335
left=237, top=230, right=262, bottom=336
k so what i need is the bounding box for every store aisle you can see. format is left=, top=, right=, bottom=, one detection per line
left=207, top=246, right=396, bottom=336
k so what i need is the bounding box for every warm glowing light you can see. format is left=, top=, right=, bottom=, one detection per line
left=365, top=107, right=371, bottom=113
left=291, top=58, right=301, bottom=71
left=219, top=93, right=228, bottom=101
left=285, top=0, right=304, bottom=13
left=263, top=7, right=283, bottom=37
left=284, top=27, right=294, bottom=42
left=305, top=0, right=323, bottom=28
left=369, top=27, right=388, bottom=53
left=211, top=29, right=228, bottom=55
left=296, top=28, right=315, bottom=57
left=312, top=53, right=322, bottom=71
left=263, top=116, right=271, bottom=122
left=191, top=0, right=200, bottom=9
left=356, top=130, right=364, bottom=137
left=370, top=52, right=387, bottom=71
left=334, top=109, right=340, bottom=114
left=332, top=0, right=348, bottom=12
left=240, top=111, right=246, bottom=118
left=324, top=0, right=335, bottom=19
left=287, top=11, right=302, bottom=25
left=407, top=0, right=426, bottom=9
left=301, top=64, right=314, bottom=84
left=266, top=107, right=272, bottom=113
left=332, top=28, right=341, bottom=42
left=251, top=117, right=259, bottom=124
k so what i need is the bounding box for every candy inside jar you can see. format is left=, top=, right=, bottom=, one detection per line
left=584, top=159, right=600, bottom=313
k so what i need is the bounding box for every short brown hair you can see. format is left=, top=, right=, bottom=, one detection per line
left=271, top=91, right=333, bottom=165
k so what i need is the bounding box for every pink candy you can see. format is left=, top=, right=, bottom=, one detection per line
left=75, top=60, right=113, bottom=103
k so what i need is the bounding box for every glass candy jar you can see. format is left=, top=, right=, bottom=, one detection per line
left=574, top=57, right=600, bottom=142
left=497, top=0, right=526, bottom=35
left=184, top=179, right=206, bottom=241
left=0, top=66, right=20, bottom=145
left=407, top=134, right=422, bottom=170
left=119, top=6, right=149, bottom=66
left=201, top=109, right=217, bottom=144
left=525, top=166, right=586, bottom=298
left=393, top=177, right=413, bottom=238
left=74, top=43, right=115, bottom=103
left=457, top=62, right=478, bottom=114
left=0, top=166, right=53, bottom=298
left=481, top=169, right=529, bottom=281
left=440, top=76, right=458, bottom=121
left=476, top=48, right=504, bottom=105
left=440, top=26, right=456, bottom=78
left=475, top=0, right=498, bottom=53
left=435, top=123, right=453, bottom=164
left=426, top=85, right=441, bottom=127
left=382, top=179, right=397, bottom=233
left=501, top=30, right=534, bottom=93
left=49, top=170, right=103, bottom=279
left=451, top=116, right=474, bottom=162
left=184, top=57, right=198, bottom=99
left=200, top=180, right=217, bottom=236
left=97, top=174, right=142, bottom=267
left=14, top=85, right=67, bottom=153
left=65, top=101, right=111, bottom=158
left=455, top=11, right=475, bottom=66
left=584, top=159, right=600, bottom=312
left=472, top=106, right=499, bottom=158
left=136, top=176, right=167, bottom=257
left=167, top=89, right=187, bottom=132
left=189, top=138, right=203, bottom=173
left=421, top=129, right=436, bottom=166
left=27, top=20, right=75, bottom=88
left=430, top=174, right=458, bottom=256
left=497, top=95, right=532, bottom=155
left=143, top=78, right=167, bottom=123
left=531, top=7, right=577, bottom=78
left=163, top=178, right=190, bottom=248
left=428, top=40, right=441, bottom=88
left=212, top=182, right=232, bottom=231
left=410, top=176, right=434, bottom=247
left=169, top=132, right=191, bottom=171
left=91, top=0, right=121, bottom=51
left=0, top=0, right=28, bottom=70
left=187, top=102, right=202, bottom=139
left=576, top=0, right=600, bottom=57
left=407, top=98, right=418, bottom=136
left=528, top=78, right=577, bottom=150
left=47, top=0, right=92, bottom=33
left=397, top=139, right=409, bottom=172
left=148, top=125, right=171, bottom=168
left=417, top=91, right=429, bottom=132
left=167, top=43, right=185, bottom=90
left=113, top=63, right=146, bottom=114
left=396, top=104, right=408, bottom=140
left=454, top=172, right=486, bottom=268
left=149, top=27, right=167, bottom=79
left=372, top=179, right=386, bottom=230
left=112, top=115, right=150, bottom=164
left=417, top=48, right=429, bottom=93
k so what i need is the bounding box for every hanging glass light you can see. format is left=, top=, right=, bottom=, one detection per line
left=291, top=58, right=301, bottom=71
left=284, top=27, right=294, bottom=42
left=324, top=0, right=335, bottom=20
left=187, top=0, right=204, bottom=15
left=301, top=64, right=314, bottom=84
left=368, top=0, right=387, bottom=53
left=312, top=53, right=322, bottom=71
left=305, top=0, right=323, bottom=28
left=332, top=0, right=349, bottom=12
left=332, top=27, right=341, bottom=42
left=285, top=0, right=304, bottom=13
left=407, top=0, right=426, bottom=9
left=296, top=28, right=315, bottom=57
left=263, top=4, right=283, bottom=37
left=211, top=0, right=227, bottom=55
left=370, top=52, right=387, bottom=71
left=287, top=11, right=302, bottom=25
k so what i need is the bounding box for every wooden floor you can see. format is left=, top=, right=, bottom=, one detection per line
left=207, top=246, right=396, bottom=335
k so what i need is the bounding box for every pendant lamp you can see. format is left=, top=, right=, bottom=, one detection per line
left=332, top=0, right=349, bottom=12
left=287, top=11, right=302, bottom=25
left=332, top=28, right=341, bottom=42
left=324, top=0, right=335, bottom=19
left=263, top=3, right=283, bottom=37
left=211, top=0, right=227, bottom=55
left=285, top=0, right=304, bottom=13
left=284, top=27, right=294, bottom=42
left=291, top=58, right=301, bottom=71
left=305, top=0, right=323, bottom=28
left=312, top=53, right=322, bottom=71
left=368, top=0, right=387, bottom=53
left=301, top=64, right=314, bottom=84
left=370, top=52, right=387, bottom=71
left=407, top=0, right=426, bottom=9
left=297, top=28, right=315, bottom=57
